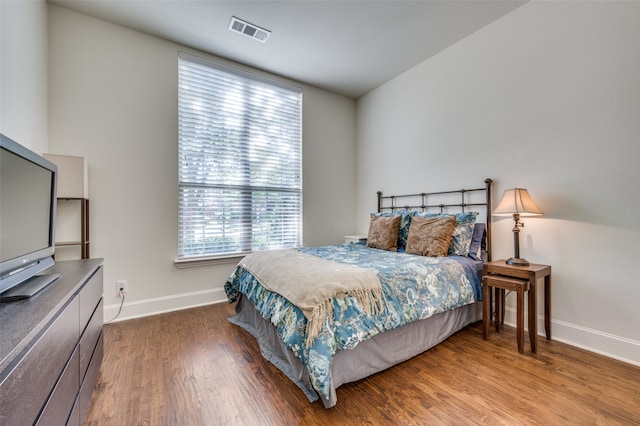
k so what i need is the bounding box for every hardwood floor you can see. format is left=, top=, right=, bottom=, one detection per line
left=86, top=303, right=640, bottom=425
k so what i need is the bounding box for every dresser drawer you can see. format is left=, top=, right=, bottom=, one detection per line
left=80, top=298, right=103, bottom=378
left=79, top=267, right=103, bottom=331
left=79, top=331, right=103, bottom=423
left=0, top=296, right=80, bottom=425
left=37, top=347, right=80, bottom=425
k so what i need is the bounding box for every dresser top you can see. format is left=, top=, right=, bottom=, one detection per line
left=0, top=258, right=103, bottom=375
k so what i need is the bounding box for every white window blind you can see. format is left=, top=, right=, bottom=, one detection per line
left=178, top=53, right=302, bottom=259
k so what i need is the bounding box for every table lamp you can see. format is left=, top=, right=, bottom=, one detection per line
left=492, top=188, right=542, bottom=266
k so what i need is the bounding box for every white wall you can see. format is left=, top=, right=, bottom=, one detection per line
left=356, top=1, right=640, bottom=364
left=0, top=0, right=48, bottom=152
left=24, top=1, right=638, bottom=364
left=48, top=5, right=356, bottom=320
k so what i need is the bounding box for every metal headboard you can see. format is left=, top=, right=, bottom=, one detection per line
left=377, top=178, right=493, bottom=261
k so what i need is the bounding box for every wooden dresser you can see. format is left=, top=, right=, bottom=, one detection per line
left=0, top=259, right=104, bottom=425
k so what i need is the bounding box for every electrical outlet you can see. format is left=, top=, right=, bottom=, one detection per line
left=116, top=280, right=128, bottom=296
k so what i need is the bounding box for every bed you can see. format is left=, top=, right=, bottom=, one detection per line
left=224, top=179, right=493, bottom=408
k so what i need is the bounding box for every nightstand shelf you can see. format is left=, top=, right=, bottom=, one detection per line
left=482, top=260, right=551, bottom=353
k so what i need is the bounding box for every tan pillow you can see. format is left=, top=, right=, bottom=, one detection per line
left=366, top=215, right=401, bottom=251
left=405, top=216, right=456, bottom=257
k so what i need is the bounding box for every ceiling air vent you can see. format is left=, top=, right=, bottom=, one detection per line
left=228, top=16, right=271, bottom=43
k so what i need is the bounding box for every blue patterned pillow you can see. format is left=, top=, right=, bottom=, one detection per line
left=371, top=211, right=412, bottom=250
left=468, top=223, right=486, bottom=261
left=412, top=211, right=478, bottom=256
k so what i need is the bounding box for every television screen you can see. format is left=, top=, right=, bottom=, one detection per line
left=0, top=133, right=58, bottom=299
left=0, top=149, right=53, bottom=261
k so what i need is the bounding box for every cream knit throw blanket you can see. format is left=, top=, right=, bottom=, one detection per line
left=239, top=249, right=385, bottom=347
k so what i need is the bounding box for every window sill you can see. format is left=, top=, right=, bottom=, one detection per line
left=174, top=253, right=247, bottom=269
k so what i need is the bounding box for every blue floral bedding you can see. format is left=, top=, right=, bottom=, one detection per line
left=224, top=243, right=483, bottom=404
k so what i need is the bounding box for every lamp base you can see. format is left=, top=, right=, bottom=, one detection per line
left=506, top=257, right=530, bottom=266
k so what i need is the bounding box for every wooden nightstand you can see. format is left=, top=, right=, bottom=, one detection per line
left=482, top=260, right=551, bottom=353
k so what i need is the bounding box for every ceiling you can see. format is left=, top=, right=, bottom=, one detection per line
left=50, top=1, right=526, bottom=99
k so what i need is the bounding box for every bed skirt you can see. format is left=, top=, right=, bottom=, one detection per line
left=229, top=295, right=482, bottom=408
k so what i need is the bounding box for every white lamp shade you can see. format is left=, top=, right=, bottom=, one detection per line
left=493, top=188, right=542, bottom=216
left=43, top=153, right=88, bottom=198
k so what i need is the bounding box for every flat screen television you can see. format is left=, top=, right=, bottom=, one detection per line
left=0, top=133, right=59, bottom=301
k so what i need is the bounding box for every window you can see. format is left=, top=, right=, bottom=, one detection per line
left=178, top=53, right=302, bottom=259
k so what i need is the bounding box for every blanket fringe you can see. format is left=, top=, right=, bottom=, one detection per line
left=305, top=287, right=387, bottom=348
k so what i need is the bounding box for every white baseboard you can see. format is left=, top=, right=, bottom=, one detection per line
left=103, top=288, right=228, bottom=323
left=502, top=306, right=640, bottom=367
left=104, top=291, right=639, bottom=368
